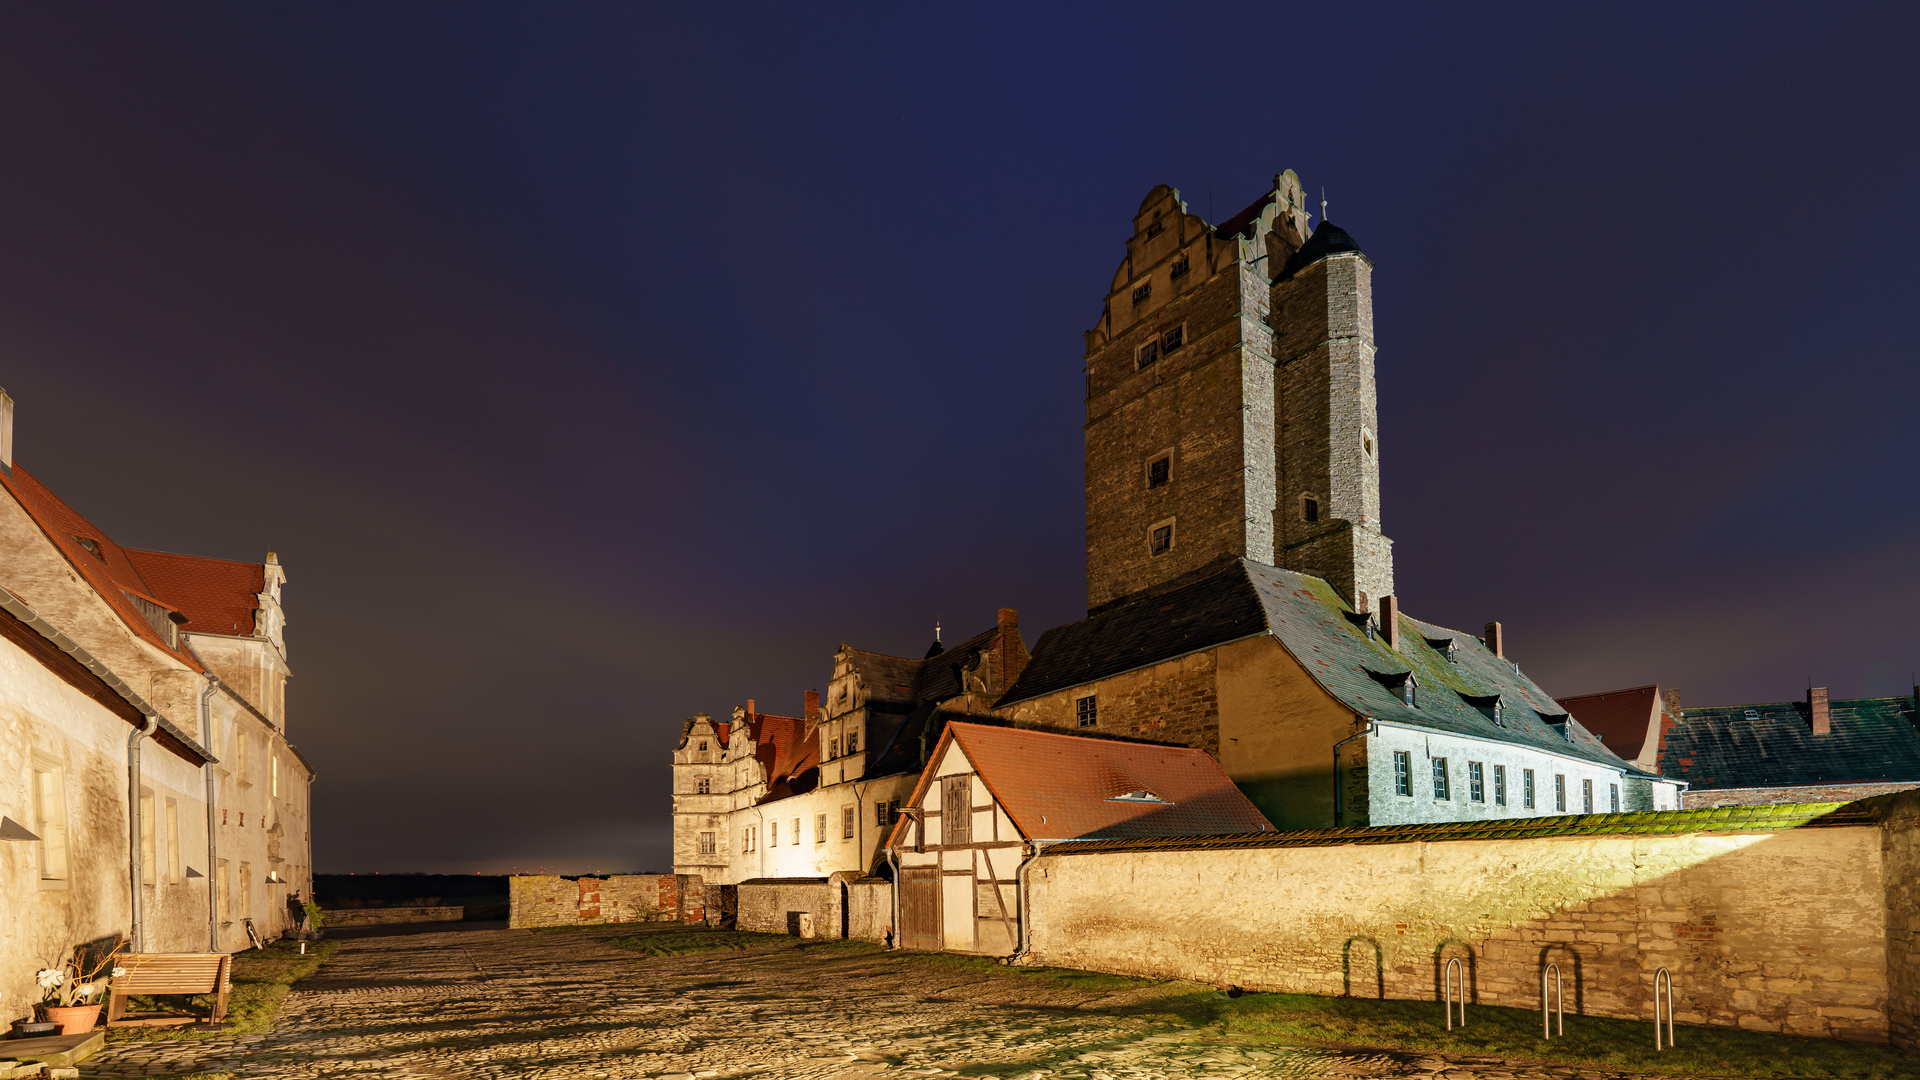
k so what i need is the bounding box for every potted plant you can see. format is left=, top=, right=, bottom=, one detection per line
left=34, top=942, right=126, bottom=1035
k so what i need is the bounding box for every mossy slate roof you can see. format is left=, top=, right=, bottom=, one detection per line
left=1658, top=696, right=1920, bottom=790
left=1000, top=559, right=1650, bottom=777
left=1041, top=801, right=1878, bottom=856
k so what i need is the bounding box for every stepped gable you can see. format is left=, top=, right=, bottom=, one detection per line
left=745, top=710, right=818, bottom=802
left=1658, top=696, right=1920, bottom=791
left=0, top=462, right=203, bottom=669
left=1555, top=685, right=1663, bottom=763
left=1002, top=558, right=1649, bottom=776
left=121, top=548, right=263, bottom=636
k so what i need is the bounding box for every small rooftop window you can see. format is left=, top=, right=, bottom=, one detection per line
left=1106, top=790, right=1171, bottom=804
left=70, top=535, right=105, bottom=562
left=1425, top=637, right=1457, bottom=663
left=1343, top=609, right=1375, bottom=640
left=1743, top=708, right=1760, bottom=721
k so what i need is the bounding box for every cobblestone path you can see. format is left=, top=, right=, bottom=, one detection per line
left=82, top=926, right=1657, bottom=1080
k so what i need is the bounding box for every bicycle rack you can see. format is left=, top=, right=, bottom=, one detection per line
left=1653, top=966, right=1675, bottom=1049
left=1444, top=957, right=1466, bottom=1030
left=1542, top=962, right=1564, bottom=1039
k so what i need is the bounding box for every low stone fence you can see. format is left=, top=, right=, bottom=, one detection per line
left=323, top=906, right=466, bottom=926
left=735, top=874, right=894, bottom=941
left=1024, top=799, right=1917, bottom=1045
left=508, top=874, right=704, bottom=928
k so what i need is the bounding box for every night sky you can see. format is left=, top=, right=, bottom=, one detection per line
left=2, top=4, right=1915, bottom=874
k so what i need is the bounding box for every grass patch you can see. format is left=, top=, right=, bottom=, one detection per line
left=604, top=930, right=790, bottom=957
left=105, top=941, right=338, bottom=1043
left=1136, top=990, right=1920, bottom=1080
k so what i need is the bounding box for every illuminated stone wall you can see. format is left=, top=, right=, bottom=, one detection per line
left=1025, top=809, right=1908, bottom=1043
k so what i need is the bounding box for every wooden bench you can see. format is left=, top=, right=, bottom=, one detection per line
left=106, top=953, right=231, bottom=1025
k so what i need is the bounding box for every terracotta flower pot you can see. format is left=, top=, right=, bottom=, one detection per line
left=42, top=1004, right=100, bottom=1035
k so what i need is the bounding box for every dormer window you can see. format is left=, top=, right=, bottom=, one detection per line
left=1170, top=255, right=1189, bottom=279
left=1425, top=637, right=1457, bottom=663
left=1402, top=676, right=1418, bottom=707
left=71, top=535, right=105, bottom=562
left=1463, top=692, right=1504, bottom=726
left=1133, top=283, right=1151, bottom=305
left=1343, top=609, right=1375, bottom=639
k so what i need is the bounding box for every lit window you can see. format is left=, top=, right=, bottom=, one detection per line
left=1148, top=456, right=1170, bottom=489
left=815, top=813, right=827, bottom=844
left=1582, top=779, right=1594, bottom=814
left=1468, top=762, right=1484, bottom=802
left=1431, top=758, right=1450, bottom=800
left=1554, top=774, right=1567, bottom=812
left=842, top=806, right=855, bottom=839
left=1393, top=751, right=1411, bottom=796
left=770, top=820, right=779, bottom=846
left=1523, top=769, right=1536, bottom=809
left=698, top=832, right=716, bottom=855
left=1170, top=255, right=1189, bottom=279
left=1150, top=523, right=1173, bottom=555
left=1610, top=783, right=1620, bottom=812
left=1493, top=765, right=1507, bottom=806
left=1076, top=695, right=1097, bottom=728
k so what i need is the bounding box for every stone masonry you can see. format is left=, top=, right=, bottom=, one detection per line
left=508, top=874, right=703, bottom=928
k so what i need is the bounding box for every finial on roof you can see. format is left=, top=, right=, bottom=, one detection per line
left=1320, top=187, right=1329, bottom=225
left=936, top=620, right=941, bottom=644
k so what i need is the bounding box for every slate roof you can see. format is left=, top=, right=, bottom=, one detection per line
left=1002, top=558, right=1654, bottom=777
left=926, top=721, right=1275, bottom=843
left=1555, top=685, right=1661, bottom=764
left=856, top=624, right=1008, bottom=779
left=1657, top=696, right=1920, bottom=791
left=122, top=548, right=263, bottom=636
left=1039, top=801, right=1878, bottom=856
left=1280, top=221, right=1364, bottom=279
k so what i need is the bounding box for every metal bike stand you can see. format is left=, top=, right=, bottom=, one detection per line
left=1654, top=966, right=1675, bottom=1049
left=1542, top=962, right=1563, bottom=1039
left=1444, top=957, right=1466, bottom=1030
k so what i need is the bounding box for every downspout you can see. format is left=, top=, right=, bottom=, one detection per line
left=127, top=714, right=158, bottom=952
left=1331, top=719, right=1377, bottom=828
left=1009, top=838, right=1051, bottom=965
left=884, top=844, right=900, bottom=949
left=201, top=677, right=220, bottom=952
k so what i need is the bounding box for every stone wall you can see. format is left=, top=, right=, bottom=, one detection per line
left=738, top=879, right=832, bottom=936
left=997, top=649, right=1219, bottom=756
left=323, top=906, right=465, bottom=927
left=507, top=874, right=702, bottom=929
left=1686, top=783, right=1920, bottom=809
left=844, top=877, right=893, bottom=944
left=1025, top=807, right=1908, bottom=1043
left=1882, top=794, right=1920, bottom=1048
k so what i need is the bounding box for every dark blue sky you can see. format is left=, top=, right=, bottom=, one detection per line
left=1, top=4, right=1915, bottom=873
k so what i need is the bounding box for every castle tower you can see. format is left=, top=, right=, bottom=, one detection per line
left=1083, top=171, right=1393, bottom=612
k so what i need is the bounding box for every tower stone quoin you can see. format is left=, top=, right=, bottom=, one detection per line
left=1082, top=170, right=1393, bottom=613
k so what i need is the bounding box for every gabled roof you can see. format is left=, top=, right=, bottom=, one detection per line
left=924, top=721, right=1274, bottom=843
left=1657, top=696, right=1920, bottom=791
left=0, top=463, right=201, bottom=669
left=1002, top=559, right=1651, bottom=776
left=122, top=548, right=262, bottom=636
left=1555, top=685, right=1662, bottom=764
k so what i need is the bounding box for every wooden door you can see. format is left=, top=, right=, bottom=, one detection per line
left=899, top=867, right=941, bottom=951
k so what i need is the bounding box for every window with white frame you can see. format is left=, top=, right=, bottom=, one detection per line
left=1467, top=762, right=1484, bottom=802
left=698, top=832, right=716, bottom=855
left=770, top=820, right=779, bottom=846
left=1554, top=774, right=1567, bottom=812
left=1610, top=783, right=1620, bottom=812
left=841, top=805, right=855, bottom=839
left=1431, top=758, right=1450, bottom=800
left=791, top=817, right=800, bottom=844
left=1493, top=765, right=1507, bottom=807
left=815, top=813, right=827, bottom=844
left=1523, top=768, right=1536, bottom=809
left=1582, top=778, right=1594, bottom=814
left=1393, top=751, right=1411, bottom=796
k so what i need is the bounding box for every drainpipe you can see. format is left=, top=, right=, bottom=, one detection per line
left=201, top=676, right=220, bottom=952
left=1331, top=719, right=1376, bottom=828
left=884, top=845, right=900, bottom=949
left=127, top=714, right=158, bottom=952
left=1009, top=839, right=1051, bottom=965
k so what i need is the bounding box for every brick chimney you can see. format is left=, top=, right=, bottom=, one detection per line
left=1484, top=621, right=1503, bottom=659
left=997, top=608, right=1029, bottom=692
left=804, top=689, right=820, bottom=722
left=1661, top=687, right=1681, bottom=715
left=1808, top=686, right=1830, bottom=735
left=745, top=698, right=755, bottom=719
left=1380, top=595, right=1400, bottom=651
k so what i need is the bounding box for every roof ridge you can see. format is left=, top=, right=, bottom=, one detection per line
left=122, top=547, right=264, bottom=569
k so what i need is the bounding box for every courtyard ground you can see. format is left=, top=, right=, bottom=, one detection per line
left=74, top=924, right=1920, bottom=1080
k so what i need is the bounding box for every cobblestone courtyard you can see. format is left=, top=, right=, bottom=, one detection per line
left=78, top=926, right=1689, bottom=1080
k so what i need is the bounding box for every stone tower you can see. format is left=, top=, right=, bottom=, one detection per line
left=1082, top=171, right=1393, bottom=612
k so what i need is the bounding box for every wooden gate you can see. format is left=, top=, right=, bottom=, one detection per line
left=899, top=867, right=941, bottom=951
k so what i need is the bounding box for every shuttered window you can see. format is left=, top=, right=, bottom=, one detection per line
left=942, top=776, right=971, bottom=846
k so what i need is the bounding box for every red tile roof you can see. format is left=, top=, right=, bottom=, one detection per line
left=922, top=722, right=1274, bottom=842
left=1556, top=685, right=1662, bottom=763
left=122, top=548, right=263, bottom=636
left=0, top=463, right=202, bottom=668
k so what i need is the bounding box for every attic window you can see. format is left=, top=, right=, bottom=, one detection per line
left=1106, top=790, right=1171, bottom=804
left=1425, top=637, right=1456, bottom=663
left=1362, top=428, right=1374, bottom=456
left=1366, top=668, right=1414, bottom=703
left=1403, top=676, right=1418, bottom=708
left=1343, top=609, right=1375, bottom=639
left=1742, top=709, right=1760, bottom=721
left=1170, top=255, right=1189, bottom=280
left=1146, top=220, right=1164, bottom=239
left=1462, top=692, right=1504, bottom=726
left=1133, top=283, right=1152, bottom=305
left=71, top=535, right=105, bottom=562
left=697, top=741, right=707, bottom=751
left=1301, top=495, right=1320, bottom=523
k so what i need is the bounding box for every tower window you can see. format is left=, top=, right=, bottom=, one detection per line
left=696, top=776, right=710, bottom=794
left=1170, top=255, right=1189, bottom=279
left=1301, top=495, right=1320, bottom=523
left=1162, top=325, right=1184, bottom=353
left=698, top=832, right=716, bottom=855
left=1147, top=455, right=1170, bottom=489
left=1076, top=695, right=1097, bottom=727
left=1362, top=428, right=1374, bottom=456
left=1132, top=283, right=1151, bottom=304
left=1137, top=340, right=1160, bottom=369
left=1149, top=521, right=1174, bottom=555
